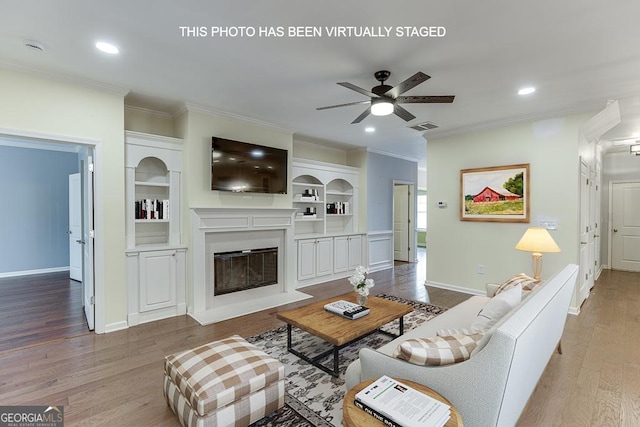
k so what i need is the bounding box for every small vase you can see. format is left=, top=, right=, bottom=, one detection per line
left=357, top=293, right=368, bottom=307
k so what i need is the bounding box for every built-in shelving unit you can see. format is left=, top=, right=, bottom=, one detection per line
left=292, top=158, right=364, bottom=287
left=125, top=131, right=187, bottom=326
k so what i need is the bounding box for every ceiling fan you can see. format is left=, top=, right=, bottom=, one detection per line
left=317, top=70, right=455, bottom=124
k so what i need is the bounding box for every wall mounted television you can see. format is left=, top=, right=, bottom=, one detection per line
left=211, top=137, right=288, bottom=194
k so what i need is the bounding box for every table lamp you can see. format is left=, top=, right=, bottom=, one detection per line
left=515, top=227, right=561, bottom=280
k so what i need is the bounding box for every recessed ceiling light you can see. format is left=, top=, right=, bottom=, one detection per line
left=365, top=127, right=375, bottom=133
left=95, top=41, right=119, bottom=54
left=518, top=87, right=536, bottom=96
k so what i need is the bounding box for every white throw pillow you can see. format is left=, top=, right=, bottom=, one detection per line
left=471, top=283, right=522, bottom=332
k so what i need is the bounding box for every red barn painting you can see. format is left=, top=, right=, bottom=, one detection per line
left=472, top=186, right=521, bottom=202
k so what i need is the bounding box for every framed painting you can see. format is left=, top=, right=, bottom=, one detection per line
left=460, top=163, right=530, bottom=222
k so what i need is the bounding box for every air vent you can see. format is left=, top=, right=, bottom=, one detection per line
left=409, top=121, right=439, bottom=132
left=24, top=40, right=45, bottom=52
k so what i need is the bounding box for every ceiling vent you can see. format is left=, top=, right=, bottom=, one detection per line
left=409, top=121, right=439, bottom=132
left=24, top=39, right=45, bottom=52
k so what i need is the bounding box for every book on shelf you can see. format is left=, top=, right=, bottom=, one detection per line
left=355, top=376, right=451, bottom=427
left=326, top=201, right=350, bottom=215
left=324, top=300, right=369, bottom=319
left=135, top=199, right=170, bottom=220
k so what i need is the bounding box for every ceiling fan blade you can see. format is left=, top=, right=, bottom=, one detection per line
left=351, top=107, right=371, bottom=124
left=338, top=82, right=377, bottom=98
left=396, top=95, right=455, bottom=104
left=393, top=105, right=416, bottom=122
left=316, top=100, right=371, bottom=111
left=387, top=72, right=431, bottom=98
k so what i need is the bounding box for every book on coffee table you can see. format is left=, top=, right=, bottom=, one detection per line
left=324, top=300, right=370, bottom=319
left=355, top=376, right=450, bottom=427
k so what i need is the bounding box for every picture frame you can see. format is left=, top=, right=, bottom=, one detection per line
left=460, top=163, right=530, bottom=222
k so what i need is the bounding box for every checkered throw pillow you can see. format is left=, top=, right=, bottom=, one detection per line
left=393, top=333, right=484, bottom=366
left=495, top=273, right=542, bottom=295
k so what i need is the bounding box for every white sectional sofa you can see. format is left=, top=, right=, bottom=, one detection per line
left=345, top=264, right=579, bottom=427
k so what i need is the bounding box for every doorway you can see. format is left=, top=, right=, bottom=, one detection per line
left=393, top=182, right=416, bottom=262
left=610, top=181, right=640, bottom=272
left=0, top=131, right=98, bottom=337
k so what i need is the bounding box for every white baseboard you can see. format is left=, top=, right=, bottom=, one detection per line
left=104, top=321, right=128, bottom=333
left=425, top=280, right=485, bottom=296
left=0, top=266, right=70, bottom=278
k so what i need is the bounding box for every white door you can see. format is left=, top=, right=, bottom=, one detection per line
left=347, top=235, right=363, bottom=270
left=578, top=161, right=589, bottom=303
left=83, top=157, right=95, bottom=330
left=333, top=236, right=349, bottom=273
left=297, top=239, right=316, bottom=281
left=315, top=238, right=333, bottom=277
left=69, top=173, right=82, bottom=281
left=611, top=182, right=640, bottom=272
left=393, top=185, right=410, bottom=262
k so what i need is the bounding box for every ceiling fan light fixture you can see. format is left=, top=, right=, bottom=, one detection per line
left=518, top=86, right=536, bottom=96
left=371, top=98, right=394, bottom=116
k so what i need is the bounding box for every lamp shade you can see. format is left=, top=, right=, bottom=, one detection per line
left=515, top=227, right=561, bottom=254
left=371, top=98, right=394, bottom=116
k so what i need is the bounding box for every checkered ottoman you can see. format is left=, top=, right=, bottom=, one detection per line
left=163, top=335, right=285, bottom=427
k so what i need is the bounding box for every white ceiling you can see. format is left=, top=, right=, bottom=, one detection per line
left=2, top=1, right=640, bottom=167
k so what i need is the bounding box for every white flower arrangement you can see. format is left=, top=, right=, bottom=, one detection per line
left=348, top=265, right=375, bottom=296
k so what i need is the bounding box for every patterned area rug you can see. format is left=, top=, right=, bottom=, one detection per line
left=248, top=294, right=447, bottom=427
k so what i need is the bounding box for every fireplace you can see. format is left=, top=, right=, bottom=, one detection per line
left=214, top=247, right=278, bottom=295
left=190, top=207, right=312, bottom=325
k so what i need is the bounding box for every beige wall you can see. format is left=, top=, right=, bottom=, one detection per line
left=177, top=108, right=294, bottom=309
left=427, top=112, right=594, bottom=307
left=0, top=68, right=126, bottom=330
left=292, top=138, right=348, bottom=165
left=124, top=106, right=176, bottom=137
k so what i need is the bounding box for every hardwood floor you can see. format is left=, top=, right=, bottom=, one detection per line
left=0, top=272, right=89, bottom=353
left=0, top=256, right=638, bottom=426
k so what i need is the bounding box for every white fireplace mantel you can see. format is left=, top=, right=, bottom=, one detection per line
left=190, top=207, right=311, bottom=324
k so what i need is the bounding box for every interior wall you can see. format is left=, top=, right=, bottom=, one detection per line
left=177, top=108, right=294, bottom=310
left=0, top=68, right=126, bottom=329
left=292, top=138, right=348, bottom=165
left=124, top=106, right=176, bottom=137
left=366, top=151, right=418, bottom=232
left=600, top=151, right=640, bottom=265
left=427, top=112, right=593, bottom=298
left=0, top=145, right=79, bottom=274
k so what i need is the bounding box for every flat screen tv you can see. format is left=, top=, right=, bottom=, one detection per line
left=211, top=137, right=288, bottom=194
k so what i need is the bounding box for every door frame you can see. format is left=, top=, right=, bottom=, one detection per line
left=392, top=180, right=417, bottom=262
left=0, top=127, right=105, bottom=333
left=608, top=179, right=640, bottom=270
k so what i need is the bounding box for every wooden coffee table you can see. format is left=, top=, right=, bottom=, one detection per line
left=276, top=293, right=412, bottom=377
left=343, top=378, right=463, bottom=427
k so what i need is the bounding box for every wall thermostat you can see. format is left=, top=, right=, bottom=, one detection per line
left=437, top=201, right=447, bottom=208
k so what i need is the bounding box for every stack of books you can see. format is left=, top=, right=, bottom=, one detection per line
left=354, top=376, right=451, bottom=427
left=324, top=300, right=370, bottom=319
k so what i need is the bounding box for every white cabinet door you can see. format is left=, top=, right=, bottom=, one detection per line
left=316, top=238, right=334, bottom=277
left=348, top=234, right=363, bottom=270
left=139, top=250, right=177, bottom=312
left=333, top=236, right=349, bottom=273
left=297, top=239, right=317, bottom=281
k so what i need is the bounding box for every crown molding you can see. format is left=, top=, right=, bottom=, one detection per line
left=124, top=104, right=173, bottom=119
left=425, top=102, right=605, bottom=140
left=0, top=61, right=130, bottom=97
left=366, top=147, right=419, bottom=163
left=180, top=102, right=294, bottom=135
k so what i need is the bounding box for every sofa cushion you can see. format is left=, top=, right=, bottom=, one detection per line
left=471, top=283, right=521, bottom=332
left=495, top=273, right=541, bottom=295
left=393, top=333, right=484, bottom=366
